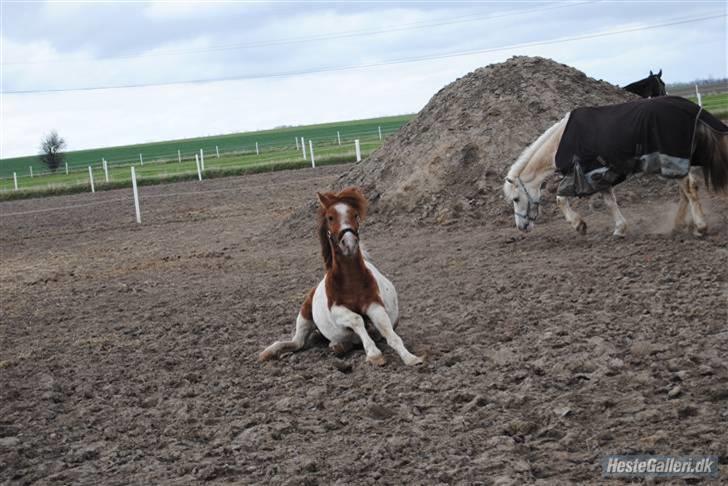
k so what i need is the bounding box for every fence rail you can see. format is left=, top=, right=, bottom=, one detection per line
left=0, top=124, right=401, bottom=194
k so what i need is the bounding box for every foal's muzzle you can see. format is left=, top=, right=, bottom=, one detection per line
left=329, top=228, right=359, bottom=256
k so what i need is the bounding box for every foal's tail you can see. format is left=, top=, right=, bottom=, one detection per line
left=694, top=121, right=728, bottom=192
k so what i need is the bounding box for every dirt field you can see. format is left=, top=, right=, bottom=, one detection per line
left=1, top=164, right=727, bottom=485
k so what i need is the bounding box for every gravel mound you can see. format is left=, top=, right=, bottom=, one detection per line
left=291, top=56, right=643, bottom=228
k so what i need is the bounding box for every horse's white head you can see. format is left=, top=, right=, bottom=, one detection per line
left=503, top=114, right=569, bottom=232
left=503, top=177, right=542, bottom=232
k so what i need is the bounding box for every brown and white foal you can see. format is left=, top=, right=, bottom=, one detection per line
left=259, top=187, right=422, bottom=366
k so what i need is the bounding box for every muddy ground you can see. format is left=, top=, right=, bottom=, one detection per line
left=1, top=164, right=727, bottom=485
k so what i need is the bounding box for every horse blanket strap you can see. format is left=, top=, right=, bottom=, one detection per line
left=555, top=96, right=728, bottom=197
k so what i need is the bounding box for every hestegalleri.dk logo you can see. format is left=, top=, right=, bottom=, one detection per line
left=602, top=455, right=719, bottom=478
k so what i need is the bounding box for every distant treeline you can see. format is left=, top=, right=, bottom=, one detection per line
left=667, top=77, right=728, bottom=93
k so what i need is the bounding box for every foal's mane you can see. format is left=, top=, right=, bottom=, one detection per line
left=317, top=187, right=369, bottom=270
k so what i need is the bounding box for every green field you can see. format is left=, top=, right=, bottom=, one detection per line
left=0, top=114, right=413, bottom=178
left=0, top=132, right=392, bottom=200
left=686, top=92, right=728, bottom=118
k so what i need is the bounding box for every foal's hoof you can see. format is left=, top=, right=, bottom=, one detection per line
left=404, top=355, right=424, bottom=366
left=329, top=342, right=352, bottom=356
left=258, top=350, right=274, bottom=362
left=693, top=226, right=707, bottom=238
left=576, top=221, right=587, bottom=235
left=366, top=354, right=387, bottom=366
left=612, top=231, right=626, bottom=239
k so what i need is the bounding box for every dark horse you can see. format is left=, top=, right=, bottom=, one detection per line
left=623, top=69, right=667, bottom=98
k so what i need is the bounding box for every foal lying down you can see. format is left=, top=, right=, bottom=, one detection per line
left=259, top=187, right=422, bottom=366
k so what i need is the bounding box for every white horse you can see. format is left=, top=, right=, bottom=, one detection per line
left=259, top=187, right=423, bottom=366
left=503, top=103, right=728, bottom=237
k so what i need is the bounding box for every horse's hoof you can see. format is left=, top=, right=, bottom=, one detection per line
left=404, top=355, right=424, bottom=366
left=258, top=351, right=274, bottom=362
left=693, top=226, right=707, bottom=238
left=366, top=354, right=386, bottom=366
left=576, top=221, right=587, bottom=235
left=329, top=342, right=351, bottom=356
left=612, top=231, right=625, bottom=239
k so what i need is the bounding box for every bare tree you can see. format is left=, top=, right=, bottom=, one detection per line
left=39, top=130, right=66, bottom=172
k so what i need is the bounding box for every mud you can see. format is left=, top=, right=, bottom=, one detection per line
left=1, top=164, right=727, bottom=485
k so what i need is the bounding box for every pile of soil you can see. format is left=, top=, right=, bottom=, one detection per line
left=292, top=56, right=651, bottom=228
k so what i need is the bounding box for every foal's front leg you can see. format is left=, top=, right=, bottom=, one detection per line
left=331, top=305, right=385, bottom=366
left=556, top=196, right=587, bottom=234
left=366, top=304, right=423, bottom=366
left=602, top=188, right=627, bottom=238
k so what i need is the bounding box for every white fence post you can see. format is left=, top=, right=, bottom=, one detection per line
left=65, top=162, right=69, bottom=175
left=200, top=149, right=205, bottom=171
left=195, top=154, right=203, bottom=181
left=103, top=159, right=109, bottom=182
left=355, top=139, right=361, bottom=162
left=295, top=137, right=300, bottom=150
left=178, top=149, right=181, bottom=163
left=301, top=137, right=307, bottom=160
left=309, top=140, right=316, bottom=168
left=337, top=131, right=341, bottom=145
left=378, top=126, right=382, bottom=141
left=13, top=172, right=18, bottom=191
left=216, top=145, right=220, bottom=158
left=139, top=153, right=144, bottom=166
left=131, top=166, right=141, bottom=224
left=256, top=142, right=259, bottom=156
left=29, top=166, right=33, bottom=177
left=695, top=84, right=702, bottom=107
left=88, top=166, right=95, bottom=193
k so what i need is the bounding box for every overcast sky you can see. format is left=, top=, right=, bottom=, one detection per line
left=1, top=0, right=726, bottom=158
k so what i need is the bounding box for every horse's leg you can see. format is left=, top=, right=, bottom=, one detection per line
left=331, top=305, right=385, bottom=365
left=258, top=313, right=315, bottom=362
left=556, top=196, right=587, bottom=234
left=681, top=171, right=708, bottom=237
left=602, top=188, right=627, bottom=238
left=673, top=178, right=690, bottom=231
left=366, top=304, right=422, bottom=366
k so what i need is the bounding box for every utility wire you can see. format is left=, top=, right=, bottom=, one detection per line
left=2, top=1, right=595, bottom=66
left=4, top=12, right=724, bottom=95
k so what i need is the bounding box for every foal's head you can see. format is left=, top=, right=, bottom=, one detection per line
left=317, top=187, right=368, bottom=261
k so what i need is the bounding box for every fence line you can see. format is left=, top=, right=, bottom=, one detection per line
left=1, top=126, right=401, bottom=182
left=0, top=173, right=336, bottom=220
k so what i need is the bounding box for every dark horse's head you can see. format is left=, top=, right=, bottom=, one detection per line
left=623, top=69, right=666, bottom=98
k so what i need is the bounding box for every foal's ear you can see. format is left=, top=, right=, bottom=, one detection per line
left=317, top=192, right=335, bottom=208
left=649, top=70, right=653, bottom=76
left=657, top=69, right=662, bottom=77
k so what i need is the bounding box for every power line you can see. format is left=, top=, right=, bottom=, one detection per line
left=4, top=12, right=724, bottom=95
left=2, top=1, right=595, bottom=66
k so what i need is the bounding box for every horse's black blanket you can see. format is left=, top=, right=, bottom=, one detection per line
left=555, top=96, right=727, bottom=196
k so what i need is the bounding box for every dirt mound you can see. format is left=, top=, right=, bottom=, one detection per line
left=291, top=56, right=644, bottom=228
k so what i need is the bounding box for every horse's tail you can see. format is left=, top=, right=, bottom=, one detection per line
left=694, top=121, right=728, bottom=192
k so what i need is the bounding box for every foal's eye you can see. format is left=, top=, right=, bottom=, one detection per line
left=513, top=197, right=520, bottom=203
left=327, top=215, right=333, bottom=222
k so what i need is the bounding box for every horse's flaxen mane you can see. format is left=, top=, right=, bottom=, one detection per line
left=316, top=187, right=369, bottom=270
left=507, top=114, right=570, bottom=181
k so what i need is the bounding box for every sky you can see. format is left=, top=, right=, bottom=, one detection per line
left=1, top=0, right=726, bottom=158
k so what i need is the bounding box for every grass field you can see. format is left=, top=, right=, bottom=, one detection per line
left=686, top=92, right=728, bottom=118
left=0, top=114, right=413, bottom=178
left=0, top=136, right=386, bottom=200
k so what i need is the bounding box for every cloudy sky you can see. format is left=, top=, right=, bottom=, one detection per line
left=1, top=0, right=726, bottom=158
